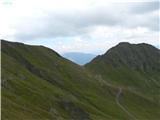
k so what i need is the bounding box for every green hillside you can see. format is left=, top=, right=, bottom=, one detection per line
left=85, top=42, right=160, bottom=107
left=1, top=40, right=160, bottom=120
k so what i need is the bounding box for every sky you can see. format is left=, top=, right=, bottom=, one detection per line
left=0, top=0, right=159, bottom=54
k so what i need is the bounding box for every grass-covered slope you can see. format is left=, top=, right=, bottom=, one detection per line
left=1, top=40, right=125, bottom=120
left=85, top=42, right=160, bottom=104
left=1, top=40, right=160, bottom=120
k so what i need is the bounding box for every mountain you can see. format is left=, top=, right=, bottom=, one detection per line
left=62, top=52, right=96, bottom=65
left=1, top=40, right=160, bottom=120
left=85, top=42, right=160, bottom=102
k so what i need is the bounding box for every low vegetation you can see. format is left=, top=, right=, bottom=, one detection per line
left=1, top=40, right=160, bottom=120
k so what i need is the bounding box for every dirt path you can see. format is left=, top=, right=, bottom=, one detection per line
left=116, top=88, right=138, bottom=120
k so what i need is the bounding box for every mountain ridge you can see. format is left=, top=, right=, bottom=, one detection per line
left=85, top=41, right=160, bottom=103
left=1, top=39, right=160, bottom=120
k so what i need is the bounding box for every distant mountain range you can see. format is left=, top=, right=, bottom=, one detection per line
left=62, top=52, right=97, bottom=65
left=1, top=40, right=160, bottom=120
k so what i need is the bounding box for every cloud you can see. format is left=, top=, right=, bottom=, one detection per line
left=129, top=1, right=159, bottom=14
left=1, top=0, right=159, bottom=41
left=0, top=0, right=159, bottom=54
left=25, top=26, right=158, bottom=54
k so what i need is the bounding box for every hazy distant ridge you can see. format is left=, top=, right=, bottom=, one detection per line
left=62, top=52, right=96, bottom=65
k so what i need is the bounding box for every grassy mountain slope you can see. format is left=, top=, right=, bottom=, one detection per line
left=85, top=42, right=160, bottom=106
left=1, top=40, right=160, bottom=120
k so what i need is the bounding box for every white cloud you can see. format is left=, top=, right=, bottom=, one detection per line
left=0, top=0, right=159, bottom=54
left=45, top=26, right=159, bottom=54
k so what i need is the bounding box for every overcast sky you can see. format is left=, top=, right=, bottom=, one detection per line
left=0, top=0, right=159, bottom=54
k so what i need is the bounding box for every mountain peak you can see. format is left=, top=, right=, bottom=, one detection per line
left=117, top=42, right=130, bottom=46
left=87, top=42, right=160, bottom=73
left=2, top=40, right=160, bottom=119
